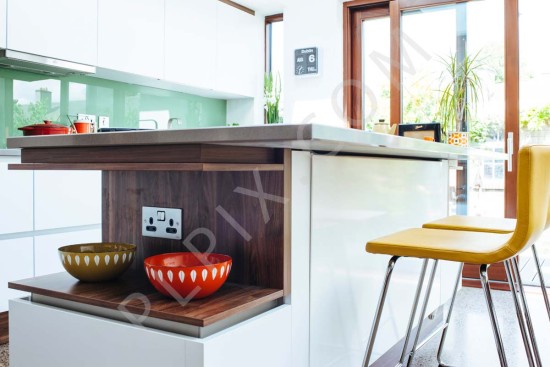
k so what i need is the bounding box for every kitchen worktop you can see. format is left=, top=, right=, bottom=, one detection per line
left=7, top=123, right=506, bottom=161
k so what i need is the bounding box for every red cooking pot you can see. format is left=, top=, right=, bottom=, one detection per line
left=18, top=120, right=71, bottom=136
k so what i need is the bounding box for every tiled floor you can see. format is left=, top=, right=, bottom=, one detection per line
left=412, top=287, right=550, bottom=366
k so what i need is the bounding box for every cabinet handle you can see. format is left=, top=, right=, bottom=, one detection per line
left=507, top=132, right=513, bottom=172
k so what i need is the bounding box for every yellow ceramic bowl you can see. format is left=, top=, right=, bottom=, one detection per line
left=58, top=243, right=136, bottom=282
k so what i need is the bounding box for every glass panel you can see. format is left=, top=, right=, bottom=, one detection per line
left=362, top=16, right=390, bottom=129
left=266, top=20, right=284, bottom=123
left=401, top=1, right=505, bottom=217
left=0, top=69, right=227, bottom=148
left=519, top=1, right=550, bottom=285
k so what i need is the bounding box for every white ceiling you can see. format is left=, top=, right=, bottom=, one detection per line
left=234, top=0, right=285, bottom=16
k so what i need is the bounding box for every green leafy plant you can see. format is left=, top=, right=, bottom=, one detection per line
left=264, top=72, right=282, bottom=124
left=437, top=51, right=483, bottom=138
left=520, top=104, right=550, bottom=131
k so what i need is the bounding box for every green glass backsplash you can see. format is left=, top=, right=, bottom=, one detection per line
left=0, top=69, right=227, bottom=148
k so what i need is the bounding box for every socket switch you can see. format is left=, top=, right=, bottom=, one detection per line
left=142, top=206, right=182, bottom=240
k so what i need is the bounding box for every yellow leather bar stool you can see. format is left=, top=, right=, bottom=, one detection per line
left=424, top=216, right=549, bottom=322
left=362, top=145, right=550, bottom=367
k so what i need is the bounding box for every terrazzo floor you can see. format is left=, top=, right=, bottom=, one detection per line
left=0, top=287, right=547, bottom=367
left=0, top=344, right=7, bottom=367
left=411, top=287, right=550, bottom=366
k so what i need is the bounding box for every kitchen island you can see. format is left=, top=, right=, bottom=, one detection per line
left=6, top=124, right=505, bottom=367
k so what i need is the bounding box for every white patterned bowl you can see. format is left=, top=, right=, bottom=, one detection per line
left=58, top=243, right=136, bottom=282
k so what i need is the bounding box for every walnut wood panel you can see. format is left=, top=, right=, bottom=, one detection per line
left=8, top=163, right=284, bottom=172
left=21, top=145, right=280, bottom=165
left=9, top=272, right=282, bottom=327
left=0, top=311, right=7, bottom=345
left=102, top=170, right=286, bottom=291
left=218, top=0, right=255, bottom=15
left=462, top=262, right=511, bottom=291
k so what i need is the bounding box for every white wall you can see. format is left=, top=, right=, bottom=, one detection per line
left=282, top=0, right=346, bottom=126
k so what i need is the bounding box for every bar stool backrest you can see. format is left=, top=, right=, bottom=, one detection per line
left=505, top=145, right=550, bottom=258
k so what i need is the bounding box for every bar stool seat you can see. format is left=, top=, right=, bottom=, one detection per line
left=367, top=228, right=513, bottom=264
left=425, top=215, right=516, bottom=234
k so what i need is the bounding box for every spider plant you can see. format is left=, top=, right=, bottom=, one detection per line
left=437, top=50, right=483, bottom=138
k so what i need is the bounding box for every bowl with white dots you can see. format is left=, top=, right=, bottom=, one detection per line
left=144, top=252, right=232, bottom=300
left=58, top=243, right=136, bottom=282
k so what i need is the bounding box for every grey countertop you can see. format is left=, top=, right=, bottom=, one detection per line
left=6, top=124, right=506, bottom=160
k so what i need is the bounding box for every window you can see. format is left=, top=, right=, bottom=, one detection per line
left=265, top=14, right=284, bottom=123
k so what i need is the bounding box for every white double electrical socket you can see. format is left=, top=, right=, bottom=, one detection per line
left=76, top=113, right=96, bottom=124
left=142, top=206, right=182, bottom=240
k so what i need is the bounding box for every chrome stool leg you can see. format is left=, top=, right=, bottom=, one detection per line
left=406, top=260, right=439, bottom=367
left=397, top=259, right=429, bottom=367
left=531, top=244, right=550, bottom=321
left=511, top=257, right=543, bottom=367
left=480, top=264, right=508, bottom=367
left=363, top=256, right=401, bottom=367
left=436, top=262, right=464, bottom=367
left=504, top=260, right=536, bottom=367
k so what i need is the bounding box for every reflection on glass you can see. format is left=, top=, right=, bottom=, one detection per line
left=402, top=0, right=505, bottom=217
left=519, top=0, right=550, bottom=283
left=362, top=16, right=390, bottom=129
left=0, top=69, right=227, bottom=148
left=519, top=1, right=550, bottom=146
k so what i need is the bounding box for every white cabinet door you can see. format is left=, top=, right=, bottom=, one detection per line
left=98, top=0, right=164, bottom=78
left=0, top=238, right=33, bottom=312
left=6, top=0, right=97, bottom=65
left=309, top=155, right=448, bottom=366
left=215, top=2, right=261, bottom=97
left=0, top=0, right=6, bottom=49
left=34, top=171, right=101, bottom=230
left=0, top=160, right=33, bottom=234
left=165, top=0, right=216, bottom=90
left=34, top=229, right=101, bottom=277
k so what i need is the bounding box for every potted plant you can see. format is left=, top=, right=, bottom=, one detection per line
left=437, top=50, right=483, bottom=145
left=264, top=72, right=282, bottom=124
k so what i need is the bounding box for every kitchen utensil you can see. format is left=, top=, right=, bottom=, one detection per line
left=18, top=120, right=70, bottom=136
left=74, top=121, right=92, bottom=133
left=144, top=252, right=232, bottom=300
left=58, top=243, right=136, bottom=282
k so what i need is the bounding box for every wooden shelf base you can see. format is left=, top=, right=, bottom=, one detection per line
left=0, top=312, right=7, bottom=345
left=9, top=272, right=283, bottom=328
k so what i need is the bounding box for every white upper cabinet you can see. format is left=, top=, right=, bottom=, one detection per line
left=98, top=0, right=164, bottom=78
left=164, top=0, right=216, bottom=90
left=6, top=0, right=97, bottom=65
left=0, top=0, right=6, bottom=49
left=215, top=2, right=261, bottom=97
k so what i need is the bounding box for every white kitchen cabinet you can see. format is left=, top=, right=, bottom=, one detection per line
left=309, top=155, right=448, bottom=366
left=10, top=299, right=292, bottom=367
left=0, top=0, right=6, bottom=49
left=0, top=238, right=33, bottom=312
left=215, top=2, right=261, bottom=97
left=34, top=170, right=101, bottom=230
left=6, top=0, right=97, bottom=65
left=98, top=0, right=164, bottom=79
left=0, top=159, right=33, bottom=234
left=164, top=0, right=216, bottom=90
left=34, top=229, right=101, bottom=277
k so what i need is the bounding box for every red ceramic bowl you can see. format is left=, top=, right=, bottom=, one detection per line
left=144, top=252, right=232, bottom=300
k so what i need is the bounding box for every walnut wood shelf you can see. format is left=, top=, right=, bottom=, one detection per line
left=9, top=272, right=283, bottom=328
left=8, top=163, right=284, bottom=171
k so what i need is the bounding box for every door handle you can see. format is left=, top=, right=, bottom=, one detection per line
left=507, top=132, right=513, bottom=172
